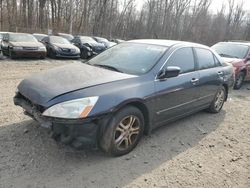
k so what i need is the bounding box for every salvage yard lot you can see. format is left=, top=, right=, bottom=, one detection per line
left=0, top=59, right=250, bottom=188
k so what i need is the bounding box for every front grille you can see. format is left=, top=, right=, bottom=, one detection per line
left=23, top=47, right=38, bottom=51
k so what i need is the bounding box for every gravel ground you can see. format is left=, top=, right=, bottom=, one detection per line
left=0, top=59, right=250, bottom=188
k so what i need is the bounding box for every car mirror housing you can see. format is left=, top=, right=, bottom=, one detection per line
left=157, top=66, right=181, bottom=80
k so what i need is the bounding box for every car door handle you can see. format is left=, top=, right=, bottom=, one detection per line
left=191, top=78, right=199, bottom=85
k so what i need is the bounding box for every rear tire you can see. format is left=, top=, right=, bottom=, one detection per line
left=234, top=72, right=245, bottom=90
left=207, top=87, right=226, bottom=113
left=9, top=50, right=15, bottom=59
left=99, top=106, right=144, bottom=156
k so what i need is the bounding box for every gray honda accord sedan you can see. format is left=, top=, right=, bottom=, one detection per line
left=14, top=40, right=234, bottom=156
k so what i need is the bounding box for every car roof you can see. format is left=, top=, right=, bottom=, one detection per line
left=217, top=41, right=250, bottom=46
left=127, top=39, right=209, bottom=48
left=33, top=33, right=48, bottom=36
left=9, top=32, right=32, bottom=35
left=58, top=33, right=73, bottom=36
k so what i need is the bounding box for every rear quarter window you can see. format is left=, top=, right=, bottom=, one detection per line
left=195, top=48, right=216, bottom=70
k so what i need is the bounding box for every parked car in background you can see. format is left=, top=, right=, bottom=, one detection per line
left=41, top=36, right=80, bottom=59
left=57, top=33, right=74, bottom=42
left=93, top=36, right=116, bottom=48
left=0, top=32, right=6, bottom=42
left=14, top=40, right=234, bottom=156
left=110, top=39, right=125, bottom=44
left=1, top=32, right=47, bottom=59
left=0, top=32, right=5, bottom=57
left=33, top=33, right=48, bottom=42
left=72, top=36, right=106, bottom=59
left=212, top=41, right=250, bottom=89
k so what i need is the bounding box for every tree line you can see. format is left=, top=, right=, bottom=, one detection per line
left=0, top=0, right=249, bottom=45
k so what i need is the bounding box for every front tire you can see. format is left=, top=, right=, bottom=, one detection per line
left=80, top=50, right=89, bottom=59
left=100, top=106, right=144, bottom=156
left=234, top=72, right=245, bottom=90
left=207, top=87, right=226, bottom=113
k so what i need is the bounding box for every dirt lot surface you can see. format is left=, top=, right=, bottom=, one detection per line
left=0, top=59, right=250, bottom=188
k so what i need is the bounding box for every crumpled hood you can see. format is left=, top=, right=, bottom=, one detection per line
left=222, top=57, right=243, bottom=64
left=18, top=62, right=136, bottom=105
left=10, top=42, right=44, bottom=47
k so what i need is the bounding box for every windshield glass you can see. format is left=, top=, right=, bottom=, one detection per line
left=212, top=43, right=249, bottom=59
left=81, top=37, right=97, bottom=43
left=34, top=34, right=47, bottom=41
left=50, top=36, right=70, bottom=44
left=88, top=43, right=168, bottom=75
left=9, top=33, right=38, bottom=42
left=58, top=34, right=74, bottom=41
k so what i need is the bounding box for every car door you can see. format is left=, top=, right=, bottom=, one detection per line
left=154, top=47, right=200, bottom=125
left=194, top=48, right=224, bottom=106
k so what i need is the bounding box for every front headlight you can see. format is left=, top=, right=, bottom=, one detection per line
left=39, top=46, right=46, bottom=51
left=42, top=97, right=99, bottom=119
left=75, top=48, right=80, bottom=53
left=13, top=46, right=23, bottom=50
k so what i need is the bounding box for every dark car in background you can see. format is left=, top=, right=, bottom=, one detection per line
left=72, top=36, right=106, bottom=59
left=1, top=32, right=47, bottom=59
left=33, top=33, right=48, bottom=42
left=57, top=33, right=74, bottom=42
left=212, top=41, right=250, bottom=89
left=41, top=36, right=80, bottom=59
left=93, top=36, right=116, bottom=48
left=14, top=40, right=234, bottom=156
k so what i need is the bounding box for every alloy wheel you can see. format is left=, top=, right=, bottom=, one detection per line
left=235, top=74, right=244, bottom=88
left=214, top=89, right=225, bottom=111
left=114, top=115, right=141, bottom=151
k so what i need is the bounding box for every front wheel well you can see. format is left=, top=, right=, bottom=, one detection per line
left=118, top=101, right=151, bottom=135
left=222, top=84, right=229, bottom=101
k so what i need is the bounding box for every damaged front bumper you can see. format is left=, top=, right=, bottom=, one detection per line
left=13, top=93, right=110, bottom=147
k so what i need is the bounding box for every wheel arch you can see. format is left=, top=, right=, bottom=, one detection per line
left=114, top=99, right=152, bottom=135
left=222, top=84, right=229, bottom=101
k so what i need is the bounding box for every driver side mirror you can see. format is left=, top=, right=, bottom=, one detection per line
left=157, top=66, right=181, bottom=80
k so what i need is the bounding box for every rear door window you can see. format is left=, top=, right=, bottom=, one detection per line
left=165, top=47, right=195, bottom=74
left=195, top=48, right=216, bottom=70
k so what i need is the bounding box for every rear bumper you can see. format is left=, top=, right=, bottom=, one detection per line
left=13, top=93, right=109, bottom=148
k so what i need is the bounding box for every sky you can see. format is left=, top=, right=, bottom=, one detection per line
left=135, top=0, right=250, bottom=12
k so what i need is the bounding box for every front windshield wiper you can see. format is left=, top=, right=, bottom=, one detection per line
left=219, top=53, right=240, bottom=59
left=92, top=64, right=124, bottom=73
